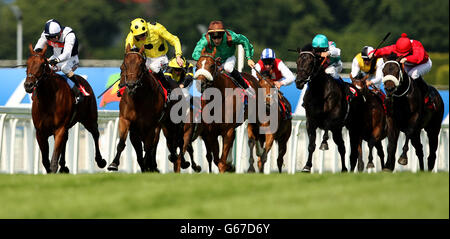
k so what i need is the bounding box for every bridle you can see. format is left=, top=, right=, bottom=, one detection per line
left=26, top=54, right=51, bottom=88
left=296, top=51, right=327, bottom=84
left=382, top=60, right=411, bottom=97
left=121, top=51, right=146, bottom=89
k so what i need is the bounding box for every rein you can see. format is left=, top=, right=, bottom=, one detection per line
left=122, top=51, right=146, bottom=88
left=297, top=51, right=326, bottom=84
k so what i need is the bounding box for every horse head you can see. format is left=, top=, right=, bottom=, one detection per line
left=350, top=73, right=369, bottom=94
left=382, top=53, right=408, bottom=97
left=194, top=47, right=219, bottom=92
left=255, top=71, right=278, bottom=111
left=121, top=44, right=147, bottom=96
left=294, top=45, right=321, bottom=89
left=24, top=44, right=50, bottom=93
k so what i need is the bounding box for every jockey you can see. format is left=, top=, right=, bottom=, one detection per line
left=251, top=48, right=294, bottom=120
left=251, top=48, right=295, bottom=88
left=311, top=34, right=343, bottom=80
left=125, top=18, right=184, bottom=94
left=164, top=57, right=194, bottom=100
left=350, top=46, right=384, bottom=89
left=34, top=19, right=88, bottom=104
left=369, top=33, right=432, bottom=97
left=164, top=57, right=194, bottom=89
left=192, top=20, right=256, bottom=96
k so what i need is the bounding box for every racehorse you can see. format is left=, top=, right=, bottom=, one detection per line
left=24, top=44, right=106, bottom=173
left=381, top=54, right=444, bottom=171
left=294, top=44, right=365, bottom=173
left=194, top=47, right=260, bottom=173
left=107, top=44, right=166, bottom=172
left=247, top=72, right=292, bottom=173
left=350, top=75, right=386, bottom=169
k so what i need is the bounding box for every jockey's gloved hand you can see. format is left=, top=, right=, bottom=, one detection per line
left=49, top=58, right=60, bottom=66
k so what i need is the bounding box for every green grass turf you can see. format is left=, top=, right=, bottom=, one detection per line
left=0, top=172, right=447, bottom=219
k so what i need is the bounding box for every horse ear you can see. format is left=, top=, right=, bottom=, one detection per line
left=212, top=47, right=217, bottom=57
left=29, top=44, right=34, bottom=54
left=201, top=47, right=206, bottom=55
left=139, top=45, right=145, bottom=54
left=297, top=47, right=301, bottom=53
left=126, top=44, right=131, bottom=53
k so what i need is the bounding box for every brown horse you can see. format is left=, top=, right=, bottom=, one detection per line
left=194, top=47, right=261, bottom=173
left=351, top=75, right=386, bottom=169
left=24, top=44, right=106, bottom=173
left=247, top=72, right=292, bottom=173
left=381, top=54, right=444, bottom=171
left=107, top=45, right=166, bottom=172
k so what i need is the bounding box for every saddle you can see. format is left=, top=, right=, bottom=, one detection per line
left=416, top=77, right=437, bottom=110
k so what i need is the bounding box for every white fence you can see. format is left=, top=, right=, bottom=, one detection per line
left=0, top=106, right=448, bottom=174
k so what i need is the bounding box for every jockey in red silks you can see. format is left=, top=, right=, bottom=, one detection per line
left=251, top=48, right=295, bottom=119
left=34, top=19, right=89, bottom=104
left=369, top=33, right=432, bottom=97
left=251, top=48, right=295, bottom=88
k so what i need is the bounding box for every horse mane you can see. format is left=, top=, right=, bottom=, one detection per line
left=386, top=52, right=399, bottom=61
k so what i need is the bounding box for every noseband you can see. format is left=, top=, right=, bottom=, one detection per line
left=382, top=60, right=410, bottom=97
left=194, top=54, right=217, bottom=82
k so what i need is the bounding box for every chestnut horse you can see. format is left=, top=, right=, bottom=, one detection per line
left=24, top=44, right=106, bottom=173
left=294, top=45, right=365, bottom=173
left=351, top=75, right=386, bottom=169
left=247, top=72, right=292, bottom=173
left=107, top=45, right=166, bottom=172
left=381, top=54, right=444, bottom=171
left=194, top=47, right=260, bottom=173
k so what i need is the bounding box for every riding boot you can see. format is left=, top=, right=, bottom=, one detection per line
left=230, top=69, right=255, bottom=97
left=68, top=75, right=87, bottom=104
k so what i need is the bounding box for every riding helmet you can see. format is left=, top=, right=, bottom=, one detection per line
left=130, top=18, right=148, bottom=37
left=44, top=19, right=62, bottom=39
left=395, top=33, right=412, bottom=55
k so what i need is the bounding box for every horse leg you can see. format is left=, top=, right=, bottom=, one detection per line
left=366, top=138, right=375, bottom=169
left=357, top=138, right=364, bottom=172
left=319, top=130, right=329, bottom=150
left=144, top=128, right=159, bottom=173
left=331, top=128, right=347, bottom=172
left=247, top=124, right=257, bottom=173
left=58, top=132, right=70, bottom=173
left=410, top=132, right=425, bottom=171
left=302, top=121, right=317, bottom=173
left=81, top=120, right=107, bottom=169
left=108, top=118, right=130, bottom=171
left=385, top=120, right=400, bottom=172
left=129, top=130, right=145, bottom=172
left=164, top=127, right=181, bottom=173
left=398, top=135, right=410, bottom=166
left=35, top=130, right=51, bottom=173
left=49, top=127, right=67, bottom=173
left=425, top=126, right=440, bottom=172
left=218, top=128, right=235, bottom=173
left=375, top=141, right=385, bottom=169
left=277, top=137, right=289, bottom=173
left=187, top=143, right=201, bottom=172
left=348, top=129, right=362, bottom=172
left=258, top=134, right=274, bottom=173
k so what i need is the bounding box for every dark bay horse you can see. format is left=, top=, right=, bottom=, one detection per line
left=351, top=75, right=386, bottom=169
left=24, top=44, right=106, bottom=173
left=247, top=73, right=292, bottom=173
left=194, top=47, right=261, bottom=173
left=294, top=45, right=365, bottom=173
left=381, top=54, right=444, bottom=171
left=107, top=45, right=166, bottom=172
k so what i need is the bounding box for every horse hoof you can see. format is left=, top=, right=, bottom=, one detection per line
left=357, top=162, right=365, bottom=172
left=341, top=168, right=348, bottom=173
left=247, top=165, right=256, bottom=173
left=193, top=165, right=202, bottom=173
left=107, top=163, right=119, bottom=171
left=302, top=166, right=311, bottom=173
left=367, top=162, right=375, bottom=169
left=382, top=168, right=393, bottom=173
left=398, top=157, right=408, bottom=165
left=59, top=167, right=70, bottom=174
left=96, top=158, right=107, bottom=168
left=181, top=161, right=191, bottom=169
left=319, top=143, right=329, bottom=151
left=149, top=167, right=160, bottom=173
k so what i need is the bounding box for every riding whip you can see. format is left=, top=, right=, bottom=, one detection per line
left=369, top=32, right=391, bottom=73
